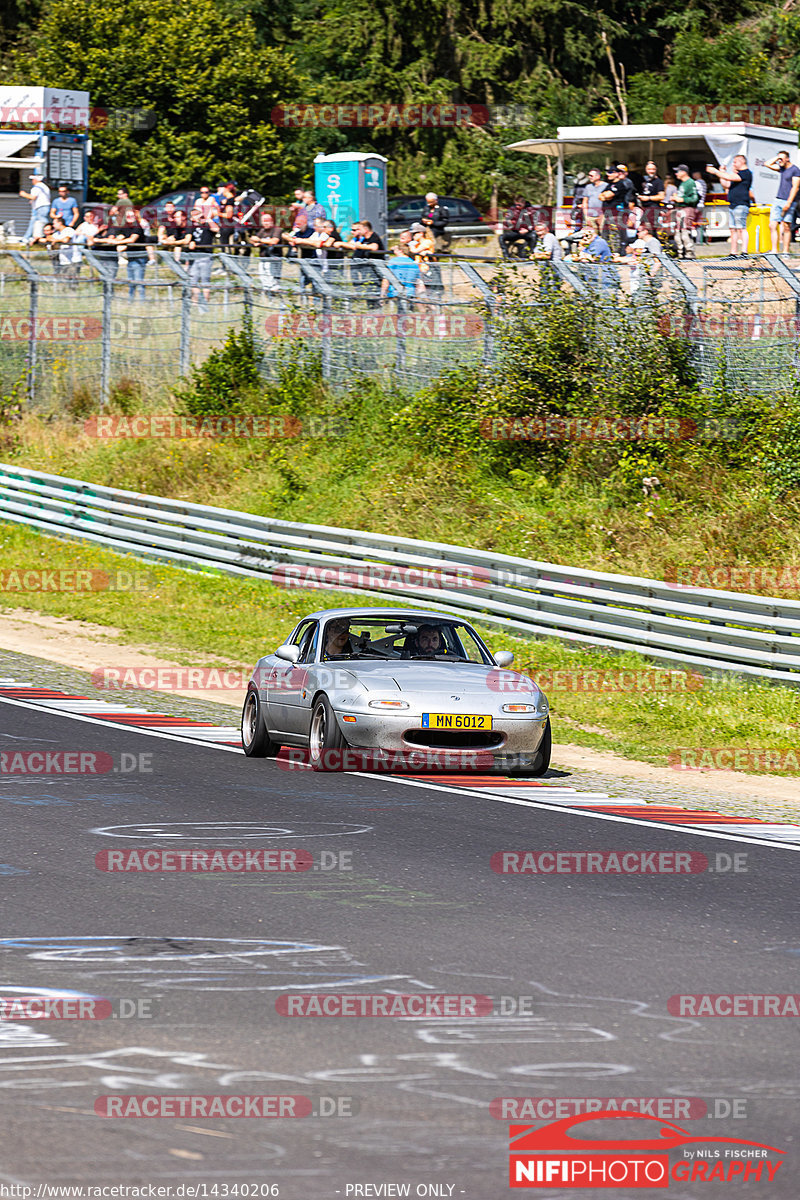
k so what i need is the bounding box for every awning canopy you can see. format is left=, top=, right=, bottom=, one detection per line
left=0, top=132, right=41, bottom=171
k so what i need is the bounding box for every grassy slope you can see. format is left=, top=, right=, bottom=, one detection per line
left=7, top=381, right=800, bottom=586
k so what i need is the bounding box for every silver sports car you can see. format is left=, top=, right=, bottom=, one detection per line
left=241, top=607, right=551, bottom=773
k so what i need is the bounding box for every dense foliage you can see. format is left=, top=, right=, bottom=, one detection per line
left=4, top=0, right=800, bottom=205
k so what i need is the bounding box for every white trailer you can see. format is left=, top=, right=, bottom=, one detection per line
left=507, top=121, right=799, bottom=237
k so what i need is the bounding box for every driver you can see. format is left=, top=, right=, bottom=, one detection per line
left=323, top=618, right=353, bottom=658
left=412, top=624, right=444, bottom=656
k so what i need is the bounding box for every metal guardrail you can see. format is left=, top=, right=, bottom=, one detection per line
left=1, top=463, right=798, bottom=685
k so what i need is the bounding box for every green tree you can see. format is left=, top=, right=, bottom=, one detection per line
left=7, top=0, right=309, bottom=201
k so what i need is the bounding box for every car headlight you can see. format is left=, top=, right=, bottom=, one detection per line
left=368, top=699, right=409, bottom=709
left=502, top=703, right=537, bottom=713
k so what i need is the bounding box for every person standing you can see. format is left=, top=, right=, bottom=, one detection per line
left=637, top=161, right=664, bottom=233
left=765, top=150, right=800, bottom=253
left=19, top=173, right=51, bottom=245
left=600, top=164, right=634, bottom=252
left=186, top=205, right=218, bottom=311
left=582, top=168, right=606, bottom=232
left=708, top=155, right=752, bottom=256
left=672, top=165, right=699, bottom=260
left=117, top=208, right=149, bottom=300
left=250, top=210, right=284, bottom=291
left=420, top=192, right=450, bottom=250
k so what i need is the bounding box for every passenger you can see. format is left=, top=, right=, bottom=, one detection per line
left=324, top=619, right=353, bottom=657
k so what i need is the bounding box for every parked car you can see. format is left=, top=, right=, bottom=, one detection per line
left=388, top=195, right=485, bottom=226
left=387, top=195, right=489, bottom=246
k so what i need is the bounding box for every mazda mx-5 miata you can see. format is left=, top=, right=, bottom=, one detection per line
left=241, top=607, right=551, bottom=773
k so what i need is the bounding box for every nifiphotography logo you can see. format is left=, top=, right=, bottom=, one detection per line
left=508, top=1111, right=784, bottom=1188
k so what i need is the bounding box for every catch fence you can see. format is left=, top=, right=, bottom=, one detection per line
left=2, top=245, right=800, bottom=406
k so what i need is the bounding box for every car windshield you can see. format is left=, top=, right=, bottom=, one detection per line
left=320, top=617, right=491, bottom=663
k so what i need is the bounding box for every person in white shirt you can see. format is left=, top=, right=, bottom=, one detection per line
left=20, top=173, right=51, bottom=244
left=74, top=211, right=100, bottom=245
left=533, top=221, right=563, bottom=261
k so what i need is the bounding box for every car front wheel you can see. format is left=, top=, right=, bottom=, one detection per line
left=241, top=686, right=280, bottom=758
left=309, top=695, right=347, bottom=771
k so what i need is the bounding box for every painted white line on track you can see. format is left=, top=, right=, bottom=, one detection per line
left=358, top=773, right=800, bottom=852
left=2, top=692, right=799, bottom=851
left=0, top=694, right=243, bottom=753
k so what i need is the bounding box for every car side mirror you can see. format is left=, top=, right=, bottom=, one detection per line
left=276, top=643, right=300, bottom=664
left=494, top=650, right=514, bottom=668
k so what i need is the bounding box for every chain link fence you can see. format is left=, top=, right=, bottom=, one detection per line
left=2, top=245, right=800, bottom=407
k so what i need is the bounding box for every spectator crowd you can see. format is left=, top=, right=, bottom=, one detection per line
left=500, top=153, right=800, bottom=264
left=17, top=176, right=451, bottom=308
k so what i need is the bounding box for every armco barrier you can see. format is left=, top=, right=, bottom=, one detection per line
left=0, top=463, right=798, bottom=684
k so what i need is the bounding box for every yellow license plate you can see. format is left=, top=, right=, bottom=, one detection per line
left=422, top=713, right=493, bottom=730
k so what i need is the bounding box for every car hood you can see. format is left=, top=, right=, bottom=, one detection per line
left=340, top=659, right=541, bottom=697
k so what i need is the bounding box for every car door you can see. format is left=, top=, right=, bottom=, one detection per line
left=266, top=620, right=319, bottom=740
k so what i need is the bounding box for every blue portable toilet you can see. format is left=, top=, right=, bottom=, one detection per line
left=313, top=152, right=388, bottom=242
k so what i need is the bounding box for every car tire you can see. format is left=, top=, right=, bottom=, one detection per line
left=309, top=695, right=347, bottom=771
left=529, top=718, right=552, bottom=776
left=241, top=686, right=280, bottom=758
left=509, top=718, right=551, bottom=778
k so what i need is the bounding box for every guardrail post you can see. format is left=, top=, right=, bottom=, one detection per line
left=100, top=277, right=112, bottom=409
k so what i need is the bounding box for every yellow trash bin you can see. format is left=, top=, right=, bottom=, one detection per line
left=746, top=205, right=771, bottom=253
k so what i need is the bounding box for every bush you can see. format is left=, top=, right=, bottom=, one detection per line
left=176, top=313, right=261, bottom=418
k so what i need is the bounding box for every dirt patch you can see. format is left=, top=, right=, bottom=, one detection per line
left=0, top=609, right=249, bottom=706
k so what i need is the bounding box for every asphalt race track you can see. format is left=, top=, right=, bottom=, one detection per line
left=0, top=695, right=798, bottom=1197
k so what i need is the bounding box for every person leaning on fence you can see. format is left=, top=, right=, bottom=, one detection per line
left=708, top=155, right=751, bottom=256
left=337, top=220, right=385, bottom=305
left=74, top=209, right=100, bottom=248
left=186, top=205, right=218, bottom=312
left=765, top=150, right=800, bottom=253
left=381, top=232, right=426, bottom=303
left=250, top=210, right=284, bottom=292
left=672, top=165, right=699, bottom=260
left=117, top=208, right=149, bottom=301
left=499, top=196, right=538, bottom=258
left=91, top=207, right=126, bottom=279
left=49, top=216, right=80, bottom=288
